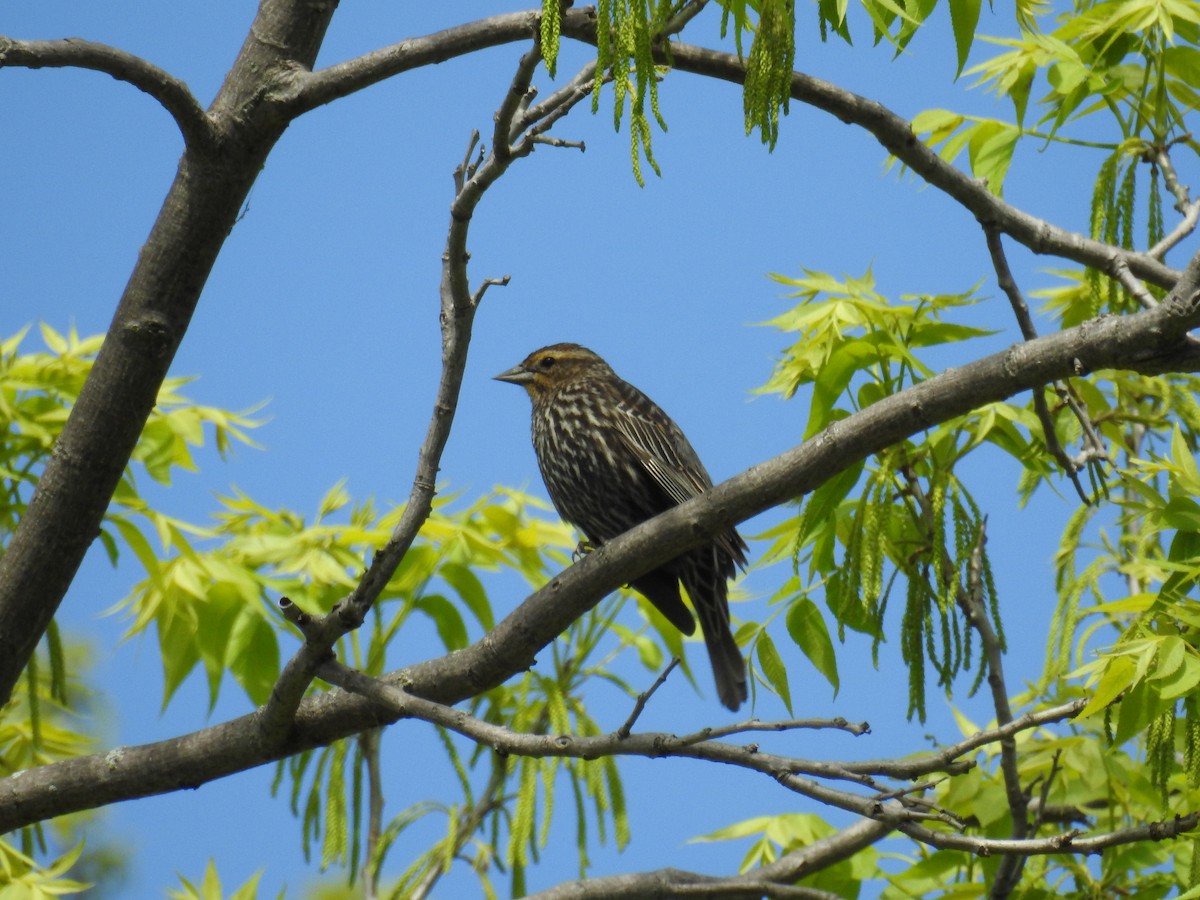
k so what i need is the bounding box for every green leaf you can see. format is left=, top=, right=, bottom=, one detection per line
left=228, top=613, right=280, bottom=706
left=316, top=479, right=350, bottom=519
left=1158, top=654, right=1200, bottom=700
left=415, top=594, right=469, bottom=651
left=949, top=0, right=982, bottom=76
left=38, top=322, right=68, bottom=355
left=786, top=598, right=840, bottom=693
left=1080, top=654, right=1137, bottom=718
left=756, top=631, right=793, bottom=714
left=967, top=121, right=1019, bottom=194
left=158, top=609, right=202, bottom=709
left=440, top=562, right=494, bottom=631
left=910, top=107, right=965, bottom=137
left=807, top=340, right=880, bottom=437
left=110, top=514, right=162, bottom=576
left=608, top=622, right=664, bottom=670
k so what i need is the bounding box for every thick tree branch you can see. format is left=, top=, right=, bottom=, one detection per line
left=524, top=818, right=882, bottom=900
left=4, top=259, right=1200, bottom=831
left=286, top=11, right=537, bottom=113
left=0, top=0, right=340, bottom=708
left=0, top=36, right=215, bottom=148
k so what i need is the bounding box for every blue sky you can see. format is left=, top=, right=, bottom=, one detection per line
left=3, top=3, right=1103, bottom=897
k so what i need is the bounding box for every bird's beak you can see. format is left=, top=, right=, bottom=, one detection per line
left=493, top=364, right=533, bottom=385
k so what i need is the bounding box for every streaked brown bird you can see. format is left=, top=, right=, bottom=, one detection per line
left=495, top=343, right=748, bottom=710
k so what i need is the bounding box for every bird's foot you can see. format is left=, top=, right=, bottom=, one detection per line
left=572, top=539, right=597, bottom=562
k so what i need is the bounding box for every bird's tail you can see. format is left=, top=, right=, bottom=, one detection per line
left=702, top=614, right=748, bottom=712
left=686, top=553, right=747, bottom=712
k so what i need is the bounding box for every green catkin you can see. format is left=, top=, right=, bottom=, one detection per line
left=743, top=0, right=795, bottom=149
left=540, top=0, right=561, bottom=76
left=903, top=572, right=928, bottom=722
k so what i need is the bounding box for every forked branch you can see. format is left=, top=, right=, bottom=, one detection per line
left=255, top=43, right=600, bottom=742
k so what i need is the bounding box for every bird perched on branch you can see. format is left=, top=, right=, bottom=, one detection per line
left=495, top=343, right=748, bottom=710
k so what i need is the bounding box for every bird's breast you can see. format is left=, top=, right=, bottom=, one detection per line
left=531, top=389, right=653, bottom=540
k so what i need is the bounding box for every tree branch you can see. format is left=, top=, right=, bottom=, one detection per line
left=282, top=8, right=601, bottom=117
left=0, top=0, right=341, bottom=708
left=256, top=40, right=580, bottom=741
left=983, top=226, right=1093, bottom=504
left=314, top=662, right=1191, bottom=867
left=4, top=258, right=1200, bottom=831
left=1148, top=142, right=1200, bottom=260
left=847, top=699, right=1086, bottom=780
left=554, top=25, right=1184, bottom=291
left=956, top=522, right=1028, bottom=899
left=896, top=812, right=1198, bottom=856
left=0, top=35, right=215, bottom=149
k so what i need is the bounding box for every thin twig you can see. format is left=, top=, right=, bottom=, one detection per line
left=1111, top=256, right=1159, bottom=310
left=314, top=658, right=1166, bottom=864
left=897, top=813, right=1197, bottom=856
left=1032, top=388, right=1091, bottom=504
left=493, top=45, right=542, bottom=161
left=470, top=274, right=511, bottom=308
left=984, top=226, right=1093, bottom=503
left=660, top=0, right=711, bottom=39
left=846, top=699, right=1086, bottom=779
left=984, top=226, right=1039, bottom=342
left=674, top=716, right=870, bottom=746
left=453, top=130, right=481, bottom=193
left=1147, top=142, right=1200, bottom=260
left=410, top=752, right=508, bottom=900
left=255, top=39, right=590, bottom=745
left=1030, top=749, right=1063, bottom=834
left=531, top=134, right=586, bottom=151
left=617, top=656, right=681, bottom=738
left=514, top=59, right=600, bottom=140
left=956, top=521, right=1029, bottom=899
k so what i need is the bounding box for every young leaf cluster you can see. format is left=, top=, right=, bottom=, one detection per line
left=906, top=0, right=1200, bottom=198
left=757, top=270, right=1043, bottom=721
left=0, top=325, right=261, bottom=894
left=694, top=812, right=880, bottom=895
left=909, top=696, right=1197, bottom=897
left=1, top=326, right=741, bottom=896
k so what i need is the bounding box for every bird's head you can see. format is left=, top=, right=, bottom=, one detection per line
left=493, top=343, right=611, bottom=400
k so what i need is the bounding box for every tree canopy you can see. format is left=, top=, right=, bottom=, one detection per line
left=5, top=1, right=1200, bottom=897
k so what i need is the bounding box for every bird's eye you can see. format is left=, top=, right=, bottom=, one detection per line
left=537, top=356, right=556, bottom=370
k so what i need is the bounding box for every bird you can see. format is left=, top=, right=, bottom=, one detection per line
left=494, top=343, right=748, bottom=711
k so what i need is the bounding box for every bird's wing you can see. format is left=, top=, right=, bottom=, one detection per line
left=610, top=381, right=749, bottom=570
left=609, top=385, right=713, bottom=506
